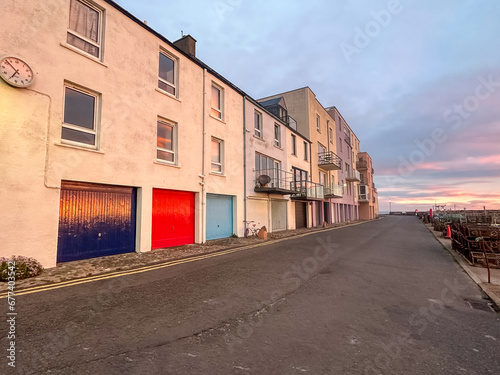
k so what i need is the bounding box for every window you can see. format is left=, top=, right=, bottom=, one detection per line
left=339, top=138, right=343, bottom=152
left=274, top=123, right=281, bottom=147
left=304, top=141, right=308, bottom=161
left=62, top=85, right=99, bottom=147
left=329, top=127, right=333, bottom=144
left=254, top=110, right=262, bottom=137
left=211, top=84, right=223, bottom=119
left=158, top=52, right=177, bottom=96
left=319, top=171, right=327, bottom=187
left=291, top=134, right=297, bottom=155
left=211, top=137, right=223, bottom=173
left=316, top=114, right=320, bottom=132
left=67, top=0, right=103, bottom=59
left=157, top=119, right=176, bottom=163
left=318, top=142, right=326, bottom=155
left=292, top=167, right=308, bottom=187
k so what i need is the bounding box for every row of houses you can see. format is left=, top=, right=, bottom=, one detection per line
left=0, top=0, right=378, bottom=268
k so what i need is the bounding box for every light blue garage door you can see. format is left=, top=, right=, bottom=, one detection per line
left=206, top=194, right=234, bottom=240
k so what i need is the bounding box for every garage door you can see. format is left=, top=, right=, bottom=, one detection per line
left=271, top=200, right=287, bottom=232
left=295, top=201, right=307, bottom=229
left=206, top=194, right=233, bottom=240
left=152, top=189, right=195, bottom=249
left=57, top=181, right=136, bottom=263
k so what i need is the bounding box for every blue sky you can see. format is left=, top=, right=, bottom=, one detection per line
left=115, top=0, right=500, bottom=212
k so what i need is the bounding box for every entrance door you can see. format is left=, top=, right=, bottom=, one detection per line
left=295, top=201, right=307, bottom=228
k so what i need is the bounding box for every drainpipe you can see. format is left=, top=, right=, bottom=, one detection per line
left=243, top=96, right=247, bottom=236
left=200, top=68, right=207, bottom=243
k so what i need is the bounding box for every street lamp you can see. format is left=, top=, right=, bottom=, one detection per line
left=389, top=200, right=392, bottom=214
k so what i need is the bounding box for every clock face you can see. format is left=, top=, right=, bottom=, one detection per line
left=0, top=55, right=35, bottom=88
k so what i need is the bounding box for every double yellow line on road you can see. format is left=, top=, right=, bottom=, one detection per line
left=0, top=221, right=368, bottom=298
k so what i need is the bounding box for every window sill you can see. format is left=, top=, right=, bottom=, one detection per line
left=54, top=142, right=104, bottom=154
left=273, top=145, right=282, bottom=150
left=155, top=88, right=181, bottom=102
left=210, top=114, right=226, bottom=124
left=253, top=135, right=264, bottom=141
left=60, top=43, right=108, bottom=67
left=210, top=172, right=226, bottom=177
left=154, top=160, right=180, bottom=168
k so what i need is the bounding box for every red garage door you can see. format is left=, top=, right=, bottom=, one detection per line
left=152, top=189, right=195, bottom=249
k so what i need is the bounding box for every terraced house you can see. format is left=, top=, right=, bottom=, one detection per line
left=0, top=0, right=245, bottom=267
left=0, top=0, right=379, bottom=268
left=245, top=97, right=311, bottom=232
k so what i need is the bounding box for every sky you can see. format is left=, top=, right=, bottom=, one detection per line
left=114, top=0, right=500, bottom=213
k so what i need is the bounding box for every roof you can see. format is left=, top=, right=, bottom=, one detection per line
left=258, top=97, right=283, bottom=108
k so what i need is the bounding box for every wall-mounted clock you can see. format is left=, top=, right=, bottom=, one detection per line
left=0, top=55, right=35, bottom=88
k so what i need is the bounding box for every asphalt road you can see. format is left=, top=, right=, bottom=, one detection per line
left=3, top=216, right=500, bottom=375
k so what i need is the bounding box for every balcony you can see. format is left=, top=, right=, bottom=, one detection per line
left=346, top=169, right=361, bottom=182
left=281, top=115, right=297, bottom=131
left=292, top=181, right=324, bottom=200
left=356, top=160, right=368, bottom=171
left=254, top=168, right=300, bottom=195
left=358, top=184, right=370, bottom=203
left=324, top=184, right=343, bottom=198
left=318, top=151, right=341, bottom=170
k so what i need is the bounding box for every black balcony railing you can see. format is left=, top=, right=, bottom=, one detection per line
left=254, top=168, right=299, bottom=195
left=318, top=151, right=342, bottom=170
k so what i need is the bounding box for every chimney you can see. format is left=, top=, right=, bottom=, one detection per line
left=173, top=34, right=196, bottom=57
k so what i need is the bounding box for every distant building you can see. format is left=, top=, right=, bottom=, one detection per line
left=357, top=152, right=379, bottom=219
left=326, top=107, right=361, bottom=222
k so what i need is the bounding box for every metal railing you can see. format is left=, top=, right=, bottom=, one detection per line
left=254, top=168, right=299, bottom=194
left=292, top=181, right=324, bottom=200
left=325, top=184, right=343, bottom=198
left=356, top=160, right=368, bottom=170
left=281, top=115, right=297, bottom=131
left=318, top=151, right=342, bottom=170
left=346, top=169, right=361, bottom=181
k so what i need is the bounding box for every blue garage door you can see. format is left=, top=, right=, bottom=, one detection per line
left=206, top=194, right=233, bottom=240
left=57, top=181, right=136, bottom=263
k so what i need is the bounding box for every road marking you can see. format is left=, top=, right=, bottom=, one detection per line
left=0, top=221, right=369, bottom=298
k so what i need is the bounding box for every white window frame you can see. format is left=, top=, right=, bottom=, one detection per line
left=329, top=127, right=333, bottom=144
left=291, top=134, right=297, bottom=155
left=274, top=123, right=281, bottom=148
left=254, top=110, right=262, bottom=138
left=211, top=137, right=224, bottom=174
left=62, top=83, right=100, bottom=149
left=316, top=114, right=321, bottom=133
left=158, top=50, right=178, bottom=97
left=67, top=0, right=104, bottom=60
left=156, top=118, right=177, bottom=164
left=304, top=141, right=308, bottom=161
left=211, top=83, right=224, bottom=120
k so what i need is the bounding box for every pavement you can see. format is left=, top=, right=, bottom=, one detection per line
left=0, top=220, right=366, bottom=293
left=424, top=222, right=500, bottom=310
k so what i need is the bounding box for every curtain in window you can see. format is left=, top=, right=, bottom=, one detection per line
left=68, top=0, right=99, bottom=57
